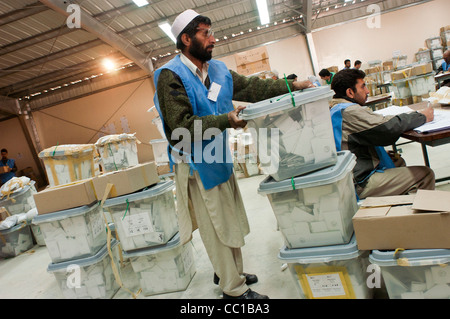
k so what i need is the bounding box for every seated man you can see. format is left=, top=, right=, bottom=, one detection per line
left=329, top=69, right=435, bottom=199
left=436, top=49, right=450, bottom=87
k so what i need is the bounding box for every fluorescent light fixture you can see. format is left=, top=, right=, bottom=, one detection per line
left=256, top=0, right=270, bottom=25
left=159, top=21, right=177, bottom=43
left=132, top=0, right=149, bottom=7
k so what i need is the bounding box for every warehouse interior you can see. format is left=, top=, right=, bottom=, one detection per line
left=1, top=0, right=450, bottom=301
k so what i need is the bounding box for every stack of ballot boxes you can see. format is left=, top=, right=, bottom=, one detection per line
left=390, top=62, right=436, bottom=105
left=33, top=140, right=161, bottom=298
left=95, top=133, right=139, bottom=173
left=241, top=87, right=370, bottom=298
left=101, top=179, right=196, bottom=297
left=0, top=178, right=40, bottom=256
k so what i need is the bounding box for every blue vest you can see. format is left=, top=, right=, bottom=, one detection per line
left=0, top=159, right=16, bottom=184
left=153, top=55, right=235, bottom=190
left=330, top=102, right=395, bottom=184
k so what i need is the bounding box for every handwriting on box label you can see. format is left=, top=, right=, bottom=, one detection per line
left=91, top=214, right=105, bottom=238
left=305, top=273, right=346, bottom=298
left=123, top=213, right=154, bottom=237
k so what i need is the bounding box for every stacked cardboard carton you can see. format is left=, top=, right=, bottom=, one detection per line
left=354, top=190, right=450, bottom=299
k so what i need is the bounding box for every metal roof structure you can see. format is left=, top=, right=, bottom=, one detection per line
left=0, top=0, right=430, bottom=119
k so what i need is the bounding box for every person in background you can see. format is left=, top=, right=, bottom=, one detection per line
left=286, top=73, right=297, bottom=81
left=153, top=9, right=313, bottom=300
left=329, top=69, right=435, bottom=199
left=271, top=70, right=279, bottom=80
left=319, top=68, right=335, bottom=85
left=0, top=149, right=17, bottom=185
left=353, top=60, right=362, bottom=70
left=436, top=50, right=450, bottom=87
left=344, top=59, right=351, bottom=69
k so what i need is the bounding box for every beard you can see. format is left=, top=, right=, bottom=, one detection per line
left=189, top=36, right=213, bottom=62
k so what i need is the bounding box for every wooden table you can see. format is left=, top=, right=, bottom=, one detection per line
left=400, top=101, right=450, bottom=182
left=366, top=94, right=392, bottom=111
left=435, top=72, right=450, bottom=88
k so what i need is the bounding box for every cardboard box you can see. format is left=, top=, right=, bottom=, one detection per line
left=410, top=62, right=433, bottom=76
left=156, top=163, right=172, bottom=176
left=440, top=25, right=450, bottom=34
left=236, top=59, right=271, bottom=77
left=391, top=67, right=413, bottom=81
left=353, top=191, right=450, bottom=250
left=382, top=61, right=394, bottom=71
left=234, top=46, right=269, bottom=67
left=33, top=178, right=97, bottom=215
left=392, top=97, right=413, bottom=106
left=0, top=207, right=9, bottom=222
left=92, top=162, right=159, bottom=201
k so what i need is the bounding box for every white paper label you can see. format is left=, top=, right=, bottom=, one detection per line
left=122, top=213, right=154, bottom=237
left=306, top=273, right=346, bottom=298
left=207, top=82, right=221, bottom=102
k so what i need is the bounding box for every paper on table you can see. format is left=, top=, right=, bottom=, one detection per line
left=414, top=109, right=450, bottom=133
left=373, top=106, right=414, bottom=116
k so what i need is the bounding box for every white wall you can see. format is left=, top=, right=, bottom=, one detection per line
left=312, top=0, right=450, bottom=71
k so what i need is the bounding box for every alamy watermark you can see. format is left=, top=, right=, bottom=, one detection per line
left=366, top=4, right=381, bottom=29
left=66, top=4, right=81, bottom=29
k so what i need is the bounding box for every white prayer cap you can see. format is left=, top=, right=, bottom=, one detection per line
left=171, top=9, right=200, bottom=39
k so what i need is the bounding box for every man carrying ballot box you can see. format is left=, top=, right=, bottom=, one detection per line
left=329, top=69, right=435, bottom=199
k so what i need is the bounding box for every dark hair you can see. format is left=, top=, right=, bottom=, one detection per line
left=331, top=69, right=366, bottom=98
left=286, top=74, right=297, bottom=80
left=344, top=59, right=350, bottom=64
left=354, top=60, right=362, bottom=66
left=1, top=149, right=7, bottom=153
left=176, top=15, right=212, bottom=50
left=319, top=69, right=331, bottom=77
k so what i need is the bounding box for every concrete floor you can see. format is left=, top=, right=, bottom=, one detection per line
left=1, top=137, right=450, bottom=299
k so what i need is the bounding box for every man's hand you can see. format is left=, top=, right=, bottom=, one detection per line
left=292, top=80, right=314, bottom=91
left=228, top=106, right=247, bottom=129
left=418, top=106, right=434, bottom=123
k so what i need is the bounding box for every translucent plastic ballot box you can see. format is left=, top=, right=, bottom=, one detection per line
left=0, top=224, right=34, bottom=258
left=149, top=139, right=169, bottom=165
left=33, top=202, right=107, bottom=263
left=0, top=180, right=36, bottom=215
left=122, top=233, right=196, bottom=296
left=240, top=86, right=337, bottom=181
left=370, top=249, right=450, bottom=299
left=95, top=133, right=139, bottom=173
left=39, top=144, right=96, bottom=187
left=47, top=239, right=121, bottom=299
left=102, top=180, right=178, bottom=252
left=258, top=151, right=358, bottom=249
left=278, top=235, right=372, bottom=299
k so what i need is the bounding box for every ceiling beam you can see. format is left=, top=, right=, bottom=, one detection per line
left=39, top=0, right=153, bottom=74
left=0, top=2, right=48, bottom=27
